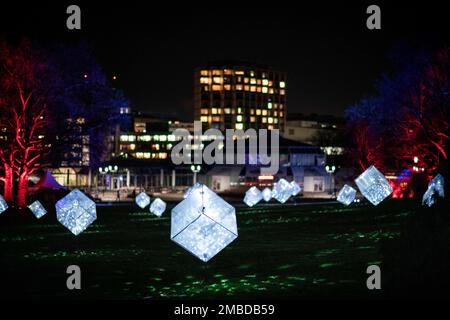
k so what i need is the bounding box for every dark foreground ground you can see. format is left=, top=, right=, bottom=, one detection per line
left=0, top=199, right=426, bottom=299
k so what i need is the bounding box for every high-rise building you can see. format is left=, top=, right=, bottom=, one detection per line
left=194, top=61, right=287, bottom=132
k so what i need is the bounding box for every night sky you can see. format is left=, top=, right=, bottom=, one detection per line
left=1, top=1, right=449, bottom=120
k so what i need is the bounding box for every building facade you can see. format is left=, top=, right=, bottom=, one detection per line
left=194, top=61, right=287, bottom=132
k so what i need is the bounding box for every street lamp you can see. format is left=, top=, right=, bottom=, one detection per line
left=191, top=165, right=201, bottom=184
left=325, top=165, right=336, bottom=197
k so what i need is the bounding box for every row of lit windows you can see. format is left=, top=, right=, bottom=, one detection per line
left=201, top=108, right=284, bottom=117
left=234, top=123, right=275, bottom=130
left=200, top=77, right=285, bottom=88
left=120, top=143, right=174, bottom=151
left=120, top=134, right=178, bottom=142
left=200, top=70, right=284, bottom=82
left=200, top=116, right=280, bottom=124
left=133, top=152, right=168, bottom=159
left=203, top=85, right=286, bottom=95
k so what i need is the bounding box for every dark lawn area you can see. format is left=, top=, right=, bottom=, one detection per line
left=0, top=200, right=416, bottom=299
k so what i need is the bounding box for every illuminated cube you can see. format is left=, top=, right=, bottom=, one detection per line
left=422, top=174, right=445, bottom=207
left=355, top=166, right=393, bottom=206
left=28, top=200, right=47, bottom=219
left=290, top=181, right=301, bottom=196
left=262, top=188, right=272, bottom=202
left=150, top=198, right=166, bottom=217
left=183, top=182, right=203, bottom=199
left=0, top=195, right=8, bottom=215
left=135, top=192, right=150, bottom=209
left=56, top=189, right=97, bottom=235
left=337, top=184, right=356, bottom=206
left=243, top=186, right=263, bottom=207
left=272, top=178, right=293, bottom=203
left=171, top=183, right=238, bottom=262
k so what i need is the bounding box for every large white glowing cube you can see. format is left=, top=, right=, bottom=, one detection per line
left=56, top=189, right=97, bottom=235
left=0, top=195, right=8, bottom=215
left=355, top=166, right=393, bottom=206
left=262, top=188, right=272, bottom=202
left=150, top=198, right=166, bottom=217
left=290, top=181, right=301, bottom=196
left=422, top=174, right=445, bottom=207
left=337, top=184, right=357, bottom=206
left=243, top=186, right=263, bottom=207
left=272, top=178, right=293, bottom=203
left=28, top=200, right=47, bottom=219
left=135, top=192, right=150, bottom=209
left=171, top=183, right=238, bottom=262
left=183, top=182, right=203, bottom=199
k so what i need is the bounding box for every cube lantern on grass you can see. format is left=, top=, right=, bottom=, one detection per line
left=272, top=178, right=293, bottom=203
left=290, top=181, right=301, bottom=196
left=28, top=200, right=47, bottom=219
left=150, top=198, right=167, bottom=217
left=337, top=184, right=357, bottom=206
left=422, top=174, right=445, bottom=207
left=243, top=186, right=263, bottom=207
left=0, top=195, right=8, bottom=215
left=135, top=192, right=151, bottom=209
left=355, top=165, right=393, bottom=206
left=56, top=189, right=97, bottom=235
left=171, top=183, right=238, bottom=262
left=262, top=188, right=272, bottom=202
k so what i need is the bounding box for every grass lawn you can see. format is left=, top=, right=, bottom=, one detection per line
left=0, top=199, right=416, bottom=299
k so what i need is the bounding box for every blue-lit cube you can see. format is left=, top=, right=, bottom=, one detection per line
left=135, top=192, right=150, bottom=209
left=28, top=200, right=47, bottom=219
left=0, top=195, right=8, bottom=215
left=355, top=166, right=393, bottom=206
left=150, top=198, right=166, bottom=217
left=56, top=189, right=97, bottom=235
left=337, top=184, right=356, bottom=206
left=422, top=174, right=445, bottom=207
left=290, top=181, right=301, bottom=196
left=262, top=188, right=272, bottom=202
left=171, top=183, right=238, bottom=262
left=243, top=186, right=263, bottom=207
left=272, top=178, right=293, bottom=203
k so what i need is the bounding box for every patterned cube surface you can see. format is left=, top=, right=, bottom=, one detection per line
left=262, top=188, right=272, bottom=202
left=337, top=184, right=357, bottom=206
left=0, top=195, right=8, bottom=215
left=183, top=183, right=202, bottom=199
left=150, top=198, right=167, bottom=217
left=290, top=181, right=301, bottom=196
left=135, top=192, right=151, bottom=209
left=243, top=186, right=263, bottom=207
left=355, top=166, right=393, bottom=206
left=272, top=179, right=293, bottom=203
left=422, top=174, right=445, bottom=207
left=28, top=200, right=47, bottom=219
left=56, top=189, right=97, bottom=235
left=171, top=183, right=238, bottom=262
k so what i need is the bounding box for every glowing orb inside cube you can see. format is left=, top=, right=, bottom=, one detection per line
left=243, top=186, right=263, bottom=207
left=355, top=165, right=393, bottom=206
left=262, top=188, right=272, bottom=202
left=56, top=189, right=97, bottom=235
left=290, top=181, right=301, bottom=196
left=150, top=198, right=167, bottom=217
left=171, top=183, right=238, bottom=262
left=28, top=200, right=47, bottom=219
left=422, top=174, right=445, bottom=207
left=0, top=195, right=8, bottom=215
left=272, top=178, right=293, bottom=203
left=135, top=192, right=150, bottom=209
left=337, top=184, right=357, bottom=206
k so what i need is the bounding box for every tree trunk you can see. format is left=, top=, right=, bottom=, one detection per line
left=17, top=172, right=29, bottom=209
left=2, top=164, right=14, bottom=204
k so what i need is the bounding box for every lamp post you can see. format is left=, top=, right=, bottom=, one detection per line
left=191, top=165, right=201, bottom=185
left=325, top=165, right=336, bottom=197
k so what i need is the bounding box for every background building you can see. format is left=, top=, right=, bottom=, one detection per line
left=194, top=61, right=287, bottom=132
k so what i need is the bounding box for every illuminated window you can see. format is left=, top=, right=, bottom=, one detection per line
left=137, top=135, right=151, bottom=141
left=268, top=117, right=274, bottom=124
left=159, top=135, right=167, bottom=141
left=257, top=79, right=262, bottom=85
left=200, top=70, right=208, bottom=76
left=237, top=108, right=243, bottom=114
left=212, top=85, right=222, bottom=91
left=224, top=108, right=231, bottom=114
left=236, top=115, right=243, bottom=122
left=201, top=108, right=209, bottom=114
left=217, top=108, right=222, bottom=114
left=274, top=111, right=278, bottom=116
left=212, top=116, right=221, bottom=122
left=250, top=116, right=256, bottom=122
left=159, top=153, right=167, bottom=159
left=268, top=80, right=273, bottom=86
left=280, top=104, right=284, bottom=110
left=224, top=84, right=231, bottom=91
left=244, top=78, right=249, bottom=83
left=236, top=85, right=243, bottom=91
left=213, top=77, right=222, bottom=84
left=244, top=85, right=250, bottom=91
left=250, top=71, right=255, bottom=77
left=212, top=108, right=218, bottom=114
left=250, top=78, right=256, bottom=85
left=280, top=89, right=286, bottom=95
left=224, top=69, right=232, bottom=75
left=274, top=118, right=278, bottom=124
left=262, top=117, right=267, bottom=124
left=200, top=77, right=210, bottom=84
left=257, top=87, right=262, bottom=92
left=256, top=109, right=262, bottom=115
left=262, top=79, right=269, bottom=86
left=262, top=110, right=268, bottom=116
left=167, top=143, right=173, bottom=149
left=130, top=143, right=136, bottom=150
left=168, top=135, right=176, bottom=141
left=250, top=86, right=256, bottom=92
left=236, top=77, right=242, bottom=83
left=154, top=144, right=160, bottom=151
left=279, top=81, right=286, bottom=88
left=235, top=70, right=245, bottom=75
left=201, top=116, right=208, bottom=122
left=262, top=87, right=268, bottom=93
left=235, top=123, right=244, bottom=130
left=269, top=88, right=274, bottom=94
left=268, top=125, right=274, bottom=130
left=212, top=70, right=221, bottom=75
left=280, top=112, right=284, bottom=117
left=203, top=85, right=210, bottom=91
left=250, top=109, right=255, bottom=115
left=267, top=102, right=272, bottom=109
